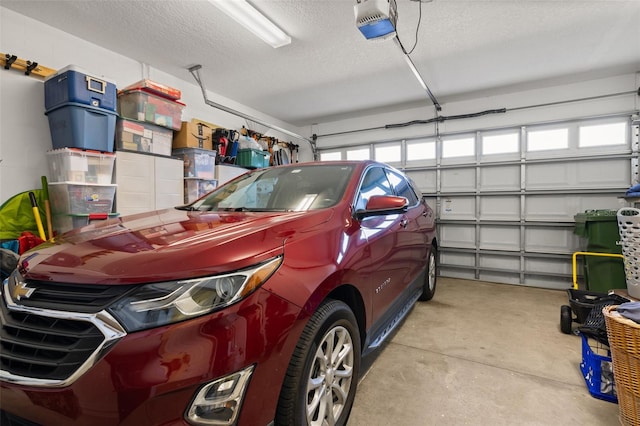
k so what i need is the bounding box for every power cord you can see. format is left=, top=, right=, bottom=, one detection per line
left=404, top=0, right=423, bottom=55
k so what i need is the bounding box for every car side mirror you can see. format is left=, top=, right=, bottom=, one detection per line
left=356, top=195, right=408, bottom=219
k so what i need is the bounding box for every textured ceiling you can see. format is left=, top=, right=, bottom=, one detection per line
left=2, top=0, right=639, bottom=127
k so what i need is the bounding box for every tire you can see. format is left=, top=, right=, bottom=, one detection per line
left=560, top=305, right=573, bottom=334
left=419, top=246, right=437, bottom=301
left=276, top=299, right=361, bottom=426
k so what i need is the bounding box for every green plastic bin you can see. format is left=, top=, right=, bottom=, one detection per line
left=573, top=209, right=625, bottom=293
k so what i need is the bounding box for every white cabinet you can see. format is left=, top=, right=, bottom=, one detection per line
left=114, top=151, right=183, bottom=216
left=216, top=164, right=249, bottom=185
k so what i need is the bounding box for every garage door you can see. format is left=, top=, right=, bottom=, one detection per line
left=320, top=114, right=640, bottom=289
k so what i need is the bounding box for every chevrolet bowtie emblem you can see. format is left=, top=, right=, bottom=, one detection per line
left=11, top=280, right=35, bottom=301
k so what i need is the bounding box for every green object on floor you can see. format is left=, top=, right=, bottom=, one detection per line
left=574, top=209, right=626, bottom=292
left=0, top=190, right=46, bottom=240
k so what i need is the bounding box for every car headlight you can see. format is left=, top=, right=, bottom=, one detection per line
left=108, top=256, right=282, bottom=332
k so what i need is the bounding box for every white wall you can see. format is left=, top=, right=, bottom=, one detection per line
left=0, top=7, right=311, bottom=206
left=312, top=72, right=640, bottom=149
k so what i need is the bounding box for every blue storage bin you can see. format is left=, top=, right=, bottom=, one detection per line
left=579, top=334, right=617, bottom=403
left=46, top=102, right=117, bottom=152
left=45, top=65, right=117, bottom=112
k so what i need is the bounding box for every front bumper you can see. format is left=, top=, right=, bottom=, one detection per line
left=0, top=287, right=303, bottom=426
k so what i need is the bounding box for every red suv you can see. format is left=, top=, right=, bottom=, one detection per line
left=1, top=161, right=437, bottom=426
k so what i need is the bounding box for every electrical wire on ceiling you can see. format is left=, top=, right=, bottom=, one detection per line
left=403, top=0, right=433, bottom=54
left=384, top=108, right=507, bottom=129
left=403, top=0, right=422, bottom=55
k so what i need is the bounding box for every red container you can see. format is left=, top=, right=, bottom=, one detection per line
left=121, top=79, right=181, bottom=100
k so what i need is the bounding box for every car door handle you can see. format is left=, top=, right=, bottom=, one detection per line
left=400, top=219, right=408, bottom=228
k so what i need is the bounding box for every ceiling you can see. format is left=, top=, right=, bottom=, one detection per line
left=2, top=0, right=639, bottom=127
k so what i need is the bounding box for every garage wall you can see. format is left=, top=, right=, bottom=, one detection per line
left=313, top=72, right=640, bottom=289
left=0, top=6, right=311, bottom=206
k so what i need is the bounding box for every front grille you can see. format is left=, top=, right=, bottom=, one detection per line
left=0, top=295, right=105, bottom=381
left=15, top=279, right=135, bottom=313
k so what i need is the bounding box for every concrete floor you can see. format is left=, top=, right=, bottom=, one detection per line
left=348, top=277, right=621, bottom=426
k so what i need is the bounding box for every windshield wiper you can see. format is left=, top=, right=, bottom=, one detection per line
left=175, top=205, right=199, bottom=211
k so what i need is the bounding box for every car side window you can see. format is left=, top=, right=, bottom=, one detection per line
left=386, top=169, right=419, bottom=206
left=354, top=167, right=394, bottom=211
left=387, top=170, right=418, bottom=206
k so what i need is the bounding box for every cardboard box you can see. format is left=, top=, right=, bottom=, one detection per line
left=190, top=118, right=219, bottom=131
left=173, top=121, right=216, bottom=150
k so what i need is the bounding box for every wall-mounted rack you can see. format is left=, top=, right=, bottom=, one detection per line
left=1, top=53, right=56, bottom=78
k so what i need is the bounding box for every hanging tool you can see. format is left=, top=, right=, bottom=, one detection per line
left=29, top=192, right=46, bottom=240
left=287, top=141, right=299, bottom=163
left=41, top=176, right=54, bottom=239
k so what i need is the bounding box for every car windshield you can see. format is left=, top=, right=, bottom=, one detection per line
left=189, top=164, right=356, bottom=212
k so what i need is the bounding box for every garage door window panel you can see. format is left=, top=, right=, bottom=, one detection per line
left=375, top=143, right=401, bottom=164
left=320, top=151, right=342, bottom=161
left=406, top=139, right=436, bottom=163
left=481, top=131, right=519, bottom=157
left=347, top=148, right=370, bottom=161
left=579, top=121, right=627, bottom=148
left=527, top=127, right=569, bottom=152
left=442, top=136, right=475, bottom=159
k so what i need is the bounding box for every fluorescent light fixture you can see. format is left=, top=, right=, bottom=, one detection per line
left=208, top=0, right=291, bottom=48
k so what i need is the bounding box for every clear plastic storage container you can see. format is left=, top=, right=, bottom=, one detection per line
left=47, top=148, right=115, bottom=184
left=118, top=89, right=184, bottom=131
left=172, top=147, right=217, bottom=179
left=48, top=182, right=117, bottom=215
left=115, top=118, right=173, bottom=157
left=184, top=178, right=217, bottom=204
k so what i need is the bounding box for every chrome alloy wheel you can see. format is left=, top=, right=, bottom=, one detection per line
left=428, top=251, right=436, bottom=293
left=305, top=325, right=355, bottom=426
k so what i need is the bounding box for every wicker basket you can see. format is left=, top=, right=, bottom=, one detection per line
left=603, top=305, right=640, bottom=426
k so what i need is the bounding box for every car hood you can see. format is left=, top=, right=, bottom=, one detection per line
left=19, top=208, right=334, bottom=285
